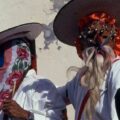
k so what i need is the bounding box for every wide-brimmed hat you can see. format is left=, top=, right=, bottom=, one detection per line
left=53, top=0, right=120, bottom=46
left=0, top=23, right=42, bottom=45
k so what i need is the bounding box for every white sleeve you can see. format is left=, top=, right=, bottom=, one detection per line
left=57, top=73, right=80, bottom=108
left=107, top=60, right=120, bottom=120
left=109, top=61, right=120, bottom=98
left=28, top=79, right=66, bottom=120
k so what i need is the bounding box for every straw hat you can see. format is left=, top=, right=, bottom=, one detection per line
left=53, top=0, right=120, bottom=46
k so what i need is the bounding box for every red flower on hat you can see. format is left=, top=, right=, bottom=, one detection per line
left=17, top=47, right=29, bottom=60
left=6, top=71, right=23, bottom=86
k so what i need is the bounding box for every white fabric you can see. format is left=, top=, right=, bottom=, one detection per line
left=0, top=69, right=65, bottom=120
left=58, top=59, right=120, bottom=120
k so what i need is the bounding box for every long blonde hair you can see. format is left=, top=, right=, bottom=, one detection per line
left=82, top=45, right=115, bottom=119
left=67, top=45, right=115, bottom=120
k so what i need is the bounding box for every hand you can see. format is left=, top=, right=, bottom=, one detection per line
left=2, top=100, right=29, bottom=119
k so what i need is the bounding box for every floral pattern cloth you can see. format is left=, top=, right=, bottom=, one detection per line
left=0, top=38, right=31, bottom=109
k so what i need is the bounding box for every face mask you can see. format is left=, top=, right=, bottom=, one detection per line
left=0, top=38, right=31, bottom=109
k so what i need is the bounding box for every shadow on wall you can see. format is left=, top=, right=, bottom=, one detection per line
left=50, top=0, right=70, bottom=12
left=42, top=22, right=61, bottom=50
left=41, top=0, right=70, bottom=50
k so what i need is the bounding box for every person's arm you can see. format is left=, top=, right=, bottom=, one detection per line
left=57, top=66, right=87, bottom=107
left=57, top=79, right=76, bottom=105
left=57, top=71, right=82, bottom=108
left=115, top=88, right=120, bottom=120
left=109, top=61, right=120, bottom=119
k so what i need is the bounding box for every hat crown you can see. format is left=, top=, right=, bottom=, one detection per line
left=53, top=0, right=120, bottom=46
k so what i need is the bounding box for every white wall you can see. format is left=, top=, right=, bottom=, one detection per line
left=0, top=0, right=84, bottom=119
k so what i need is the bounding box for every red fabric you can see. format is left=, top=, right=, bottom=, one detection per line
left=31, top=55, right=37, bottom=71
left=77, top=90, right=90, bottom=120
